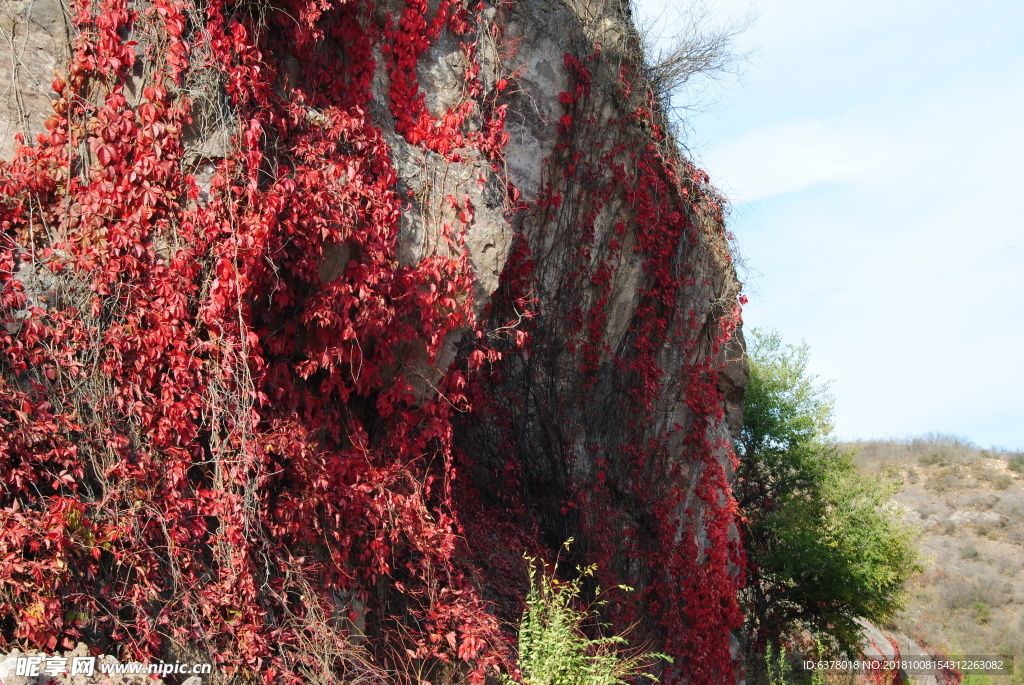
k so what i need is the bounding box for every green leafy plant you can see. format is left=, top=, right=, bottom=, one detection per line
left=737, top=329, right=922, bottom=656
left=502, top=541, right=670, bottom=685
left=765, top=643, right=791, bottom=685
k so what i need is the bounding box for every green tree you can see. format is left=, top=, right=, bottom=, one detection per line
left=736, top=329, right=920, bottom=656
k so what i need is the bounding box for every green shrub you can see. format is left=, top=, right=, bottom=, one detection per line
left=502, top=543, right=670, bottom=685
left=971, top=601, right=990, bottom=624
left=993, top=474, right=1013, bottom=490
left=765, top=643, right=791, bottom=685
left=919, top=452, right=949, bottom=467
left=926, top=465, right=964, bottom=493
left=765, top=641, right=826, bottom=685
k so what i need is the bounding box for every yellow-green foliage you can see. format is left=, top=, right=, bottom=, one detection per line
left=503, top=543, right=670, bottom=685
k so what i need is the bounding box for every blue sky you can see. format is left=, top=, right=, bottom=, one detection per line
left=635, top=0, right=1024, bottom=449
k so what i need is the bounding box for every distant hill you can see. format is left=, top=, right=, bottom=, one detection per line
left=845, top=434, right=1024, bottom=681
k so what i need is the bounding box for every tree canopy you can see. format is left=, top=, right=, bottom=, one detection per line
left=736, top=328, right=920, bottom=655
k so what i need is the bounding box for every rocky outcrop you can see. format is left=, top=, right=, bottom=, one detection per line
left=451, top=2, right=746, bottom=679
left=858, top=620, right=962, bottom=685
left=0, top=0, right=69, bottom=161
left=0, top=0, right=745, bottom=681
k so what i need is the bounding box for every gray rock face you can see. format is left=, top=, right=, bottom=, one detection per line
left=0, top=0, right=68, bottom=161
left=858, top=620, right=958, bottom=685
left=438, top=0, right=747, bottom=674
left=388, top=138, right=511, bottom=315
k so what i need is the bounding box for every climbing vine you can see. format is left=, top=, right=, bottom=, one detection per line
left=0, top=0, right=514, bottom=680
left=0, top=0, right=746, bottom=681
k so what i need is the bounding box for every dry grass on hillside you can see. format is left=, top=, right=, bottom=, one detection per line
left=844, top=434, right=1024, bottom=683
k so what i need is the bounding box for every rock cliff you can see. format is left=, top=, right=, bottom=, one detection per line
left=0, top=0, right=746, bottom=680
